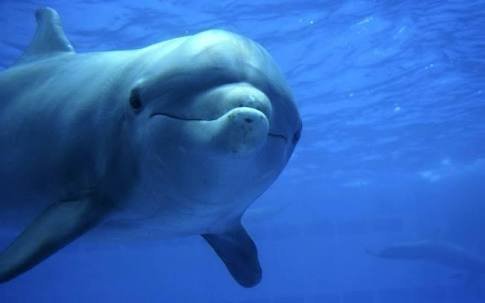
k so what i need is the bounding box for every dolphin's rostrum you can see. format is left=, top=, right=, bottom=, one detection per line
left=0, top=7, right=302, bottom=286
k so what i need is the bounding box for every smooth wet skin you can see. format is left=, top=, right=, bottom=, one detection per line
left=0, top=7, right=301, bottom=286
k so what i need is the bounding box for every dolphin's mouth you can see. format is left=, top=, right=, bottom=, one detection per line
left=150, top=111, right=288, bottom=143
left=267, top=133, right=288, bottom=143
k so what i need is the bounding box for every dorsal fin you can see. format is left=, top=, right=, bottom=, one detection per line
left=18, top=7, right=75, bottom=64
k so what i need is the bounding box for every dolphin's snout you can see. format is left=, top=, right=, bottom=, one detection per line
left=216, top=107, right=269, bottom=156
left=231, top=91, right=272, bottom=122
left=147, top=83, right=275, bottom=156
left=194, top=83, right=273, bottom=123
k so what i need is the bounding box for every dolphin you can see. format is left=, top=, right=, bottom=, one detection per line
left=0, top=7, right=302, bottom=287
left=367, top=240, right=485, bottom=284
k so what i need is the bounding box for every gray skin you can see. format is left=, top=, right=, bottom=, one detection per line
left=368, top=240, right=485, bottom=280
left=0, top=8, right=302, bottom=287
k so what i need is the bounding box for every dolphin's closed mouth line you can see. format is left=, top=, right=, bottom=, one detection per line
left=150, top=112, right=207, bottom=121
left=151, top=112, right=288, bottom=142
left=267, top=133, right=288, bottom=143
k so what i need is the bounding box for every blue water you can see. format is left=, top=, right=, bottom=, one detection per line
left=1, top=0, right=485, bottom=302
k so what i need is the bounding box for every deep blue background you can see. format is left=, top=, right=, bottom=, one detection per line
left=1, top=0, right=485, bottom=302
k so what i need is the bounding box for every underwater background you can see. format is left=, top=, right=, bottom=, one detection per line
left=1, top=0, right=485, bottom=302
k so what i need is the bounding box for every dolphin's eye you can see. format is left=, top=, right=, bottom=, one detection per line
left=129, top=89, right=142, bottom=111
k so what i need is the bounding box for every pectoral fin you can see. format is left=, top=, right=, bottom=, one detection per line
left=202, top=223, right=261, bottom=288
left=0, top=196, right=111, bottom=283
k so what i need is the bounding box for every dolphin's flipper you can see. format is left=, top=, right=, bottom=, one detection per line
left=0, top=197, right=111, bottom=283
left=18, top=7, right=74, bottom=64
left=202, top=223, right=261, bottom=288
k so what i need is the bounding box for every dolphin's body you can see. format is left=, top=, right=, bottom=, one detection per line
left=369, top=240, right=485, bottom=280
left=0, top=8, right=301, bottom=286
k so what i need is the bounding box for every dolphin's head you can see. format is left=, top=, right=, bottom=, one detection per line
left=125, top=30, right=301, bottom=222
